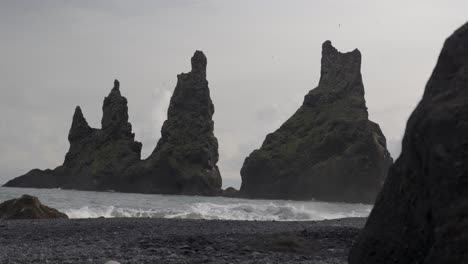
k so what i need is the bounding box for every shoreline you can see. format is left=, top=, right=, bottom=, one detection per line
left=0, top=217, right=365, bottom=263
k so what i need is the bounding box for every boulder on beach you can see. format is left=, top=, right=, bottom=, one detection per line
left=4, top=51, right=222, bottom=196
left=240, top=41, right=392, bottom=203
left=0, top=194, right=68, bottom=220
left=349, top=22, right=468, bottom=263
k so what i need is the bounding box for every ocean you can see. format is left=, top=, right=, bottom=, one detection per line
left=0, top=187, right=371, bottom=221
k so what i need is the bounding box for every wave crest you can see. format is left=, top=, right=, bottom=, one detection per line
left=64, top=202, right=370, bottom=221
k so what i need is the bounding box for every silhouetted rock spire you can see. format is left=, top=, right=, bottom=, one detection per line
left=101, top=79, right=133, bottom=138
left=5, top=52, right=222, bottom=197
left=305, top=41, right=366, bottom=110
left=68, top=106, right=92, bottom=142
left=191, top=50, right=207, bottom=77
left=146, top=50, right=221, bottom=195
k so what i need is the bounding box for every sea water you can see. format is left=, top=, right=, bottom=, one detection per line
left=0, top=187, right=371, bottom=221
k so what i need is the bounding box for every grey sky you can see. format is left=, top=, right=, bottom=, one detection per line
left=1, top=0, right=467, bottom=188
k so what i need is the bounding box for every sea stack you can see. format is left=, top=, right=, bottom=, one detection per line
left=4, top=80, right=143, bottom=190
left=141, top=50, right=222, bottom=195
left=349, top=22, right=468, bottom=263
left=4, top=51, right=222, bottom=196
left=240, top=41, right=392, bottom=203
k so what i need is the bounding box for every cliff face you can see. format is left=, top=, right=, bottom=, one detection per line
left=349, top=22, right=468, bottom=264
left=240, top=41, right=392, bottom=203
left=5, top=51, right=222, bottom=196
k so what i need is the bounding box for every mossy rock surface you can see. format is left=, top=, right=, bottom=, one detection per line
left=240, top=41, right=392, bottom=203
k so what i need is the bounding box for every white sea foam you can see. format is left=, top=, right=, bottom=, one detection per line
left=0, top=187, right=372, bottom=221
left=64, top=202, right=371, bottom=221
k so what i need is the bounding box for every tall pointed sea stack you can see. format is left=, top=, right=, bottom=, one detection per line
left=4, top=80, right=143, bottom=190
left=240, top=41, right=392, bottom=203
left=5, top=51, right=222, bottom=196
left=349, top=22, right=468, bottom=264
left=134, top=50, right=222, bottom=195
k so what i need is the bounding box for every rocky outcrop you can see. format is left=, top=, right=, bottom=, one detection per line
left=0, top=195, right=68, bottom=219
left=240, top=41, right=392, bottom=203
left=124, top=51, right=222, bottom=195
left=4, top=51, right=222, bottom=196
left=5, top=80, right=143, bottom=191
left=349, top=22, right=468, bottom=264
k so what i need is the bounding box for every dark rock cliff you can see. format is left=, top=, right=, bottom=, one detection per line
left=349, top=22, right=468, bottom=264
left=240, top=41, right=392, bottom=203
left=4, top=51, right=221, bottom=196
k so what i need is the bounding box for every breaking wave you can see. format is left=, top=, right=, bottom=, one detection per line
left=0, top=187, right=372, bottom=221
left=65, top=202, right=371, bottom=221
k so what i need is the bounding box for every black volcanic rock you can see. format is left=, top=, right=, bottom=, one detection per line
left=349, top=22, right=468, bottom=264
left=126, top=50, right=222, bottom=196
left=0, top=195, right=68, bottom=220
left=222, top=187, right=239, bottom=198
left=5, top=51, right=222, bottom=196
left=240, top=41, right=392, bottom=203
left=5, top=80, right=143, bottom=191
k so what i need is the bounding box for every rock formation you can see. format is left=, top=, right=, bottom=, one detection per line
left=5, top=80, right=143, bottom=191
left=4, top=51, right=222, bottom=196
left=0, top=195, right=68, bottom=219
left=240, top=41, right=392, bottom=203
left=349, top=22, right=468, bottom=264
left=222, top=187, right=239, bottom=198
left=124, top=51, right=222, bottom=195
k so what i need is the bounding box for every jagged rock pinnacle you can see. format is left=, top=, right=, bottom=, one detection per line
left=304, top=41, right=366, bottom=111
left=113, top=79, right=120, bottom=92
left=147, top=50, right=221, bottom=195
left=191, top=50, right=207, bottom=76
left=4, top=54, right=222, bottom=197
left=68, top=106, right=91, bottom=142
left=319, top=40, right=362, bottom=90
left=101, top=80, right=132, bottom=136
left=240, top=40, right=391, bottom=203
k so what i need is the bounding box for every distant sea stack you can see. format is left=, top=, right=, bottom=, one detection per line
left=4, top=51, right=222, bottom=196
left=240, top=41, right=392, bottom=203
left=126, top=50, right=222, bottom=195
left=349, top=22, right=468, bottom=263
left=4, top=80, right=143, bottom=191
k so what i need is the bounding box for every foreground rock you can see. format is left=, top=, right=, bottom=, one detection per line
left=349, top=22, right=468, bottom=263
left=4, top=51, right=222, bottom=196
left=240, top=41, right=392, bottom=203
left=0, top=217, right=365, bottom=263
left=0, top=195, right=68, bottom=220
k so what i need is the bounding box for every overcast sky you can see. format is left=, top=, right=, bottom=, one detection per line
left=1, top=0, right=467, bottom=188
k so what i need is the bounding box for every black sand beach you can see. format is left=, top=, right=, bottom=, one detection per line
left=0, top=217, right=365, bottom=264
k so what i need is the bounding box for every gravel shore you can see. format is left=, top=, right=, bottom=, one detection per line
left=0, top=217, right=365, bottom=264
